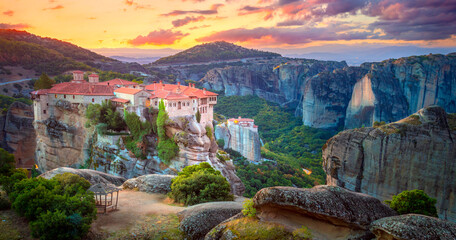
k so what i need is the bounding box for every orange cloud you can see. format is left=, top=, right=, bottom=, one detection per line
left=43, top=5, right=64, bottom=10
left=172, top=16, right=205, bottom=27
left=0, top=23, right=31, bottom=30
left=162, top=4, right=223, bottom=16
left=3, top=10, right=14, bottom=16
left=128, top=29, right=189, bottom=46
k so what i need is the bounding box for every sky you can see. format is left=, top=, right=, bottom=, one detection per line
left=1, top=0, right=456, bottom=56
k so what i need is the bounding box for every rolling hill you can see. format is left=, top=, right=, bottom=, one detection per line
left=153, top=41, right=281, bottom=65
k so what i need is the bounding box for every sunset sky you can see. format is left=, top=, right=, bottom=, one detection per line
left=1, top=0, right=456, bottom=54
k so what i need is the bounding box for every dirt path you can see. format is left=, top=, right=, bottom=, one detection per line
left=91, top=190, right=185, bottom=233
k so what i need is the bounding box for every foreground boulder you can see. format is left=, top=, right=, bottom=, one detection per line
left=40, top=167, right=126, bottom=186
left=122, top=174, right=175, bottom=194
left=252, top=185, right=396, bottom=239
left=178, top=201, right=242, bottom=240
left=323, top=106, right=456, bottom=222
left=370, top=214, right=456, bottom=240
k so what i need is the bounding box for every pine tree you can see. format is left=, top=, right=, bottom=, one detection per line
left=34, top=73, right=55, bottom=90
left=195, top=108, right=201, bottom=123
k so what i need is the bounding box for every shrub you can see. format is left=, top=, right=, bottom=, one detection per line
left=292, top=226, right=313, bottom=239
left=216, top=139, right=225, bottom=148
left=1, top=168, right=27, bottom=194
left=385, top=189, right=438, bottom=217
left=0, top=147, right=15, bottom=176
left=0, top=190, right=11, bottom=210
left=10, top=173, right=96, bottom=240
left=95, top=123, right=108, bottom=135
left=156, top=100, right=179, bottom=164
left=85, top=100, right=126, bottom=131
left=34, top=73, right=55, bottom=90
left=205, top=126, right=213, bottom=139
left=169, top=163, right=233, bottom=205
left=195, top=109, right=201, bottom=123
left=242, top=199, right=256, bottom=217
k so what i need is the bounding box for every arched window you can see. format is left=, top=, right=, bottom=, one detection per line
left=92, top=98, right=94, bottom=103
left=73, top=95, right=75, bottom=99
left=64, top=95, right=66, bottom=99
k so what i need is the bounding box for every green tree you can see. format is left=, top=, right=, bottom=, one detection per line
left=195, top=109, right=201, bottom=123
left=34, top=73, right=55, bottom=90
left=156, top=100, right=179, bottom=163
left=168, top=163, right=233, bottom=205
left=85, top=100, right=126, bottom=132
left=385, top=189, right=438, bottom=217
left=0, top=147, right=15, bottom=176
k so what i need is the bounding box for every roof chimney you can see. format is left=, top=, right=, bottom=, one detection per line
left=203, top=88, right=206, bottom=94
left=88, top=74, right=99, bottom=83
left=90, top=85, right=94, bottom=93
left=153, top=81, right=157, bottom=83
left=72, top=70, right=84, bottom=82
left=159, top=80, right=163, bottom=85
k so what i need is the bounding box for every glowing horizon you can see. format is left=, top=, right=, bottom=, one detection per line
left=1, top=0, right=455, bottom=51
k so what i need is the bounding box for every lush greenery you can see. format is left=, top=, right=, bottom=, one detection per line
left=34, top=73, right=56, bottom=90
left=85, top=100, right=126, bottom=132
left=242, top=199, right=257, bottom=217
left=0, top=94, right=32, bottom=112
left=156, top=100, right=179, bottom=164
left=215, top=95, right=333, bottom=197
left=385, top=189, right=438, bottom=217
left=123, top=111, right=152, bottom=159
left=154, top=41, right=280, bottom=64
left=168, top=163, right=233, bottom=206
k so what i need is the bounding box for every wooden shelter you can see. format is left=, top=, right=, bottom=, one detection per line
left=88, top=183, right=120, bottom=214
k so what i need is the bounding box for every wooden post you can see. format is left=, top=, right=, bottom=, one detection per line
left=104, top=194, right=107, bottom=214
left=116, top=190, right=119, bottom=210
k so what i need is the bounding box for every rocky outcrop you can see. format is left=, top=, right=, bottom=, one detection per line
left=370, top=214, right=456, bottom=240
left=252, top=185, right=396, bottom=239
left=200, top=58, right=347, bottom=110
left=122, top=174, right=175, bottom=194
left=215, top=121, right=261, bottom=161
left=168, top=116, right=245, bottom=196
left=323, top=106, right=456, bottom=222
left=302, top=53, right=456, bottom=129
left=40, top=167, right=126, bottom=186
left=178, top=201, right=243, bottom=240
left=0, top=101, right=36, bottom=169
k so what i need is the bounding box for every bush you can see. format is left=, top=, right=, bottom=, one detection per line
left=10, top=173, right=96, bottom=240
left=292, top=226, right=313, bottom=239
left=95, top=123, right=108, bottom=135
left=0, top=147, right=15, bottom=176
left=169, top=163, right=233, bottom=205
left=0, top=190, right=11, bottom=210
left=385, top=189, right=438, bottom=217
left=242, top=199, right=256, bottom=217
left=156, top=100, right=179, bottom=163
left=205, top=126, right=213, bottom=139
left=85, top=100, right=126, bottom=131
left=1, top=168, right=27, bottom=194
left=216, top=139, right=225, bottom=148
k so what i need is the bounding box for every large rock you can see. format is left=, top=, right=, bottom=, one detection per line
left=215, top=121, right=261, bottom=161
left=302, top=53, right=456, bottom=129
left=323, top=106, right=456, bottom=222
left=40, top=167, right=126, bottom=186
left=178, top=201, right=242, bottom=240
left=252, top=185, right=396, bottom=239
left=121, top=174, right=175, bottom=194
left=370, top=214, right=456, bottom=240
left=0, top=101, right=36, bottom=169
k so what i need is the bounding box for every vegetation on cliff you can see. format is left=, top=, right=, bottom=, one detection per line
left=85, top=100, right=126, bottom=132
left=154, top=41, right=280, bottom=64
left=157, top=100, right=179, bottom=163
left=215, top=95, right=331, bottom=197
left=34, top=73, right=55, bottom=90
left=0, top=94, right=32, bottom=111
left=124, top=111, right=152, bottom=159
left=386, top=189, right=438, bottom=217
left=168, top=163, right=233, bottom=206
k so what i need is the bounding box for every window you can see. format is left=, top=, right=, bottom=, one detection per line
left=155, top=101, right=157, bottom=106
left=64, top=95, right=66, bottom=99
left=92, top=98, right=94, bottom=103
left=43, top=110, right=46, bottom=114
left=55, top=94, right=57, bottom=98
left=73, top=95, right=75, bottom=99
left=178, top=101, right=181, bottom=110
left=46, top=103, right=48, bottom=106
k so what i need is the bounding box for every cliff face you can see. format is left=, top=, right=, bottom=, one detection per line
left=322, top=106, right=456, bottom=222
left=215, top=122, right=261, bottom=161
left=303, top=53, right=456, bottom=129
left=200, top=58, right=347, bottom=109
left=0, top=101, right=36, bottom=168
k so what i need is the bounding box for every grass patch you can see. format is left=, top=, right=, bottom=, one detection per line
left=400, top=114, right=422, bottom=125
left=218, top=217, right=295, bottom=240
left=106, top=214, right=184, bottom=240
left=0, top=210, right=33, bottom=240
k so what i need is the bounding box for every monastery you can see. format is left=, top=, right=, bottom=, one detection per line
left=31, top=71, right=218, bottom=126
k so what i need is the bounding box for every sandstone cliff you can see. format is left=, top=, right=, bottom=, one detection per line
left=215, top=122, right=261, bottom=161
left=0, top=101, right=36, bottom=169
left=322, top=106, right=456, bottom=222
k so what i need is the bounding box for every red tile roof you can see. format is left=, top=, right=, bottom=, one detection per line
left=111, top=98, right=130, bottom=103
left=47, top=82, right=114, bottom=96
left=228, top=117, right=255, bottom=122
left=114, top=87, right=143, bottom=95
left=89, top=74, right=99, bottom=77
left=31, top=89, right=50, bottom=95
left=97, top=78, right=138, bottom=86
left=73, top=70, right=84, bottom=74
left=145, top=83, right=218, bottom=100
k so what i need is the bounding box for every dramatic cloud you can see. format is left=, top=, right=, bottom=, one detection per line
left=43, top=5, right=64, bottom=10
left=365, top=0, right=456, bottom=40
left=162, top=4, right=223, bottom=16
left=123, top=0, right=152, bottom=10
left=172, top=16, right=205, bottom=27
left=128, top=29, right=189, bottom=45
left=197, top=25, right=373, bottom=45
left=189, top=24, right=211, bottom=30
left=0, top=23, right=31, bottom=30
left=3, top=10, right=14, bottom=16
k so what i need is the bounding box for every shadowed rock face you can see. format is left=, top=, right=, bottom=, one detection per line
left=40, top=167, right=126, bottom=186
left=122, top=174, right=175, bottom=194
left=323, top=106, right=456, bottom=222
left=178, top=201, right=242, bottom=240
left=0, top=101, right=36, bottom=169
left=215, top=122, right=261, bottom=161
left=370, top=214, right=456, bottom=240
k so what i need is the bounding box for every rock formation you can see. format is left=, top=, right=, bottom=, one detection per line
left=200, top=53, right=456, bottom=129
left=178, top=201, right=243, bottom=240
left=207, top=185, right=396, bottom=239
left=323, top=106, right=456, bottom=222
left=122, top=174, right=175, bottom=194
left=370, top=214, right=456, bottom=240
left=0, top=101, right=36, bottom=169
left=215, top=120, right=261, bottom=161
left=40, top=167, right=126, bottom=186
